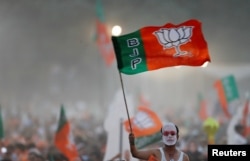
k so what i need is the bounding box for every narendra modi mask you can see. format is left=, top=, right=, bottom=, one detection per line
left=162, top=122, right=178, bottom=146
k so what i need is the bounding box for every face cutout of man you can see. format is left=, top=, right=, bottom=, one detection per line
left=162, top=122, right=177, bottom=146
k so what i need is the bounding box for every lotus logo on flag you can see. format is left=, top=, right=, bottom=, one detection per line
left=153, top=26, right=193, bottom=57
left=133, top=111, right=155, bottom=129
left=124, top=106, right=162, bottom=137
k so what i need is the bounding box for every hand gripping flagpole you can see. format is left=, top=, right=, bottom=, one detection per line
left=118, top=72, right=133, bottom=133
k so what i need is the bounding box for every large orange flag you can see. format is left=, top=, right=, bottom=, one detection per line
left=54, top=105, right=78, bottom=161
left=112, top=19, right=210, bottom=74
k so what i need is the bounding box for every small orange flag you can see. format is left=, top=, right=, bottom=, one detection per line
left=54, top=105, right=79, bottom=161
left=198, top=93, right=208, bottom=121
left=95, top=0, right=115, bottom=66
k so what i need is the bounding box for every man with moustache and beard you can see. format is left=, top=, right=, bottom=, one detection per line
left=129, top=122, right=190, bottom=161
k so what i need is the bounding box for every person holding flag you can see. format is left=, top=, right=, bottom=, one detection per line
left=111, top=18, right=210, bottom=161
left=129, top=122, right=190, bottom=161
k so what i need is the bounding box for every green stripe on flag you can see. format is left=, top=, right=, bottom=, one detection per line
left=112, top=31, right=148, bottom=74
left=96, top=0, right=105, bottom=22
left=56, top=105, right=67, bottom=132
left=135, top=131, right=162, bottom=149
left=222, top=75, right=239, bottom=102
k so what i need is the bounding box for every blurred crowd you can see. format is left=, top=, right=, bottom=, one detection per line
left=0, top=109, right=107, bottom=161
left=0, top=104, right=249, bottom=161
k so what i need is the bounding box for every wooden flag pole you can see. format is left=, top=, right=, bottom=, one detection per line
left=118, top=72, right=133, bottom=133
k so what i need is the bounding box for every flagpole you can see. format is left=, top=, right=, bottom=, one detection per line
left=0, top=105, right=4, bottom=141
left=119, top=118, right=123, bottom=161
left=118, top=72, right=133, bottom=133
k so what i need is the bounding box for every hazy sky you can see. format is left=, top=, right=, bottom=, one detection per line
left=0, top=0, right=249, bottom=117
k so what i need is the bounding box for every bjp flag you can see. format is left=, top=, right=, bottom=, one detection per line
left=214, top=75, right=239, bottom=118
left=95, top=0, right=115, bottom=66
left=112, top=19, right=210, bottom=75
left=198, top=93, right=208, bottom=121
left=54, top=105, right=78, bottom=161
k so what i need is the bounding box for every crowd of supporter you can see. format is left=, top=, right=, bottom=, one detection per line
left=0, top=104, right=249, bottom=161
left=0, top=108, right=106, bottom=161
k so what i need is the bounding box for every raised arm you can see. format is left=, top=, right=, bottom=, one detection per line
left=129, top=133, right=157, bottom=160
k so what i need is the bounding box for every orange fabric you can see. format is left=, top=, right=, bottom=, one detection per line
left=199, top=99, right=208, bottom=121
left=54, top=122, right=79, bottom=161
left=214, top=79, right=231, bottom=118
left=124, top=106, right=162, bottom=137
left=18, top=152, right=28, bottom=161
left=148, top=154, right=158, bottom=161
left=96, top=20, right=115, bottom=66
left=140, top=19, right=210, bottom=70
